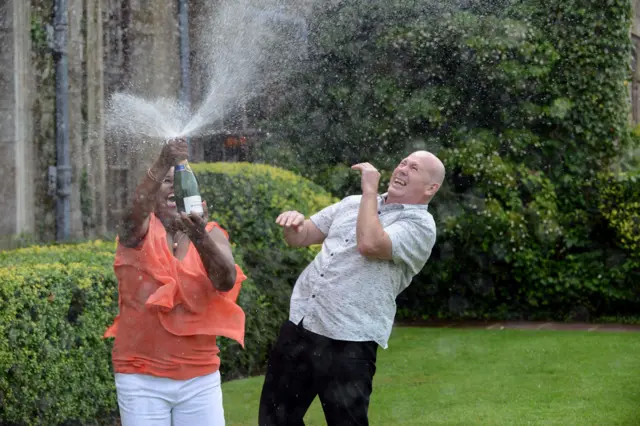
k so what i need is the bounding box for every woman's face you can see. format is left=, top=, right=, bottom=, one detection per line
left=154, top=167, right=178, bottom=222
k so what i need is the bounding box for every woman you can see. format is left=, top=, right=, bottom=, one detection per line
left=104, top=137, right=246, bottom=425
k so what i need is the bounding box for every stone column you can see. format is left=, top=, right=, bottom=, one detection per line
left=68, top=0, right=85, bottom=239
left=0, top=0, right=35, bottom=244
left=86, top=0, right=107, bottom=236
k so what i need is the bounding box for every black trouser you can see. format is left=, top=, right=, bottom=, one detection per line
left=258, top=320, right=378, bottom=426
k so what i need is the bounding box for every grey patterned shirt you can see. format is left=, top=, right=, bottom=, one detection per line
left=289, top=193, right=436, bottom=349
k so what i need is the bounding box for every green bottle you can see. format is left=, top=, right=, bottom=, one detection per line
left=174, top=159, right=204, bottom=215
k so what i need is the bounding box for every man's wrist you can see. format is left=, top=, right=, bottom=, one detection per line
left=362, top=190, right=378, bottom=198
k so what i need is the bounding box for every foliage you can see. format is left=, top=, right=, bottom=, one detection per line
left=0, top=240, right=117, bottom=268
left=263, top=0, right=639, bottom=320
left=0, top=263, right=118, bottom=425
left=598, top=171, right=640, bottom=255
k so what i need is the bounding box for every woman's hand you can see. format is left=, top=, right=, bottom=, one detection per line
left=178, top=200, right=210, bottom=242
left=159, top=137, right=189, bottom=166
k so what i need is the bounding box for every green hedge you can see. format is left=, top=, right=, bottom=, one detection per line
left=0, top=261, right=118, bottom=425
left=598, top=171, right=640, bottom=255
left=0, top=240, right=116, bottom=268
left=0, top=163, right=336, bottom=424
left=0, top=242, right=270, bottom=424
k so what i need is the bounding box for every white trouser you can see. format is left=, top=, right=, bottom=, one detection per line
left=114, top=371, right=225, bottom=426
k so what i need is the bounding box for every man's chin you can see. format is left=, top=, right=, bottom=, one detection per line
left=387, top=187, right=401, bottom=197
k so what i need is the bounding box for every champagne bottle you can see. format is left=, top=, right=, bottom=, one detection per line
left=174, top=159, right=204, bottom=215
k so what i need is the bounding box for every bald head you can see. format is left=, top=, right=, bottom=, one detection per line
left=386, top=151, right=445, bottom=205
left=410, top=150, right=446, bottom=186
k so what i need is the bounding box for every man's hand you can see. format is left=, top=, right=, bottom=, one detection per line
left=351, top=162, right=381, bottom=196
left=276, top=211, right=305, bottom=233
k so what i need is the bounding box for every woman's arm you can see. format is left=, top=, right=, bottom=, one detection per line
left=118, top=138, right=188, bottom=247
left=178, top=202, right=237, bottom=292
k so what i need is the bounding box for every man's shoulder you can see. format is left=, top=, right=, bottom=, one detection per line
left=401, top=206, right=436, bottom=231
left=326, top=194, right=362, bottom=212
left=342, top=194, right=362, bottom=205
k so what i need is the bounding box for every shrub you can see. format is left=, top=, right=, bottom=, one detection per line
left=0, top=263, right=119, bottom=425
left=217, top=246, right=282, bottom=381
left=598, top=172, right=640, bottom=255
left=0, top=240, right=116, bottom=268
left=0, top=192, right=336, bottom=424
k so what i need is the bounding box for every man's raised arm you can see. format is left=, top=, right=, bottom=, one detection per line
left=276, top=211, right=326, bottom=247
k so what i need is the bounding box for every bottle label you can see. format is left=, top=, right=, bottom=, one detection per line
left=184, top=195, right=203, bottom=215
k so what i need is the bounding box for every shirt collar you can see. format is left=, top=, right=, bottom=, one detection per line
left=378, top=193, right=429, bottom=211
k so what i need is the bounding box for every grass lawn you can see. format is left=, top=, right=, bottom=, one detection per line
left=221, top=327, right=640, bottom=425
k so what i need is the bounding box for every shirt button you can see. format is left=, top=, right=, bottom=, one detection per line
left=320, top=274, right=324, bottom=277
left=345, top=239, right=349, bottom=242
left=378, top=211, right=381, bottom=214
left=312, top=294, right=316, bottom=298
left=330, top=253, right=334, bottom=256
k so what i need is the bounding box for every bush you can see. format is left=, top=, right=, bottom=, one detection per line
left=217, top=247, right=280, bottom=381
left=598, top=171, right=640, bottom=255
left=0, top=262, right=118, bottom=425
left=0, top=240, right=116, bottom=268
left=191, top=162, right=337, bottom=377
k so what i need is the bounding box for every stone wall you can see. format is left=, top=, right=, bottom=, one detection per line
left=0, top=0, right=183, bottom=245
left=104, top=0, right=181, bottom=231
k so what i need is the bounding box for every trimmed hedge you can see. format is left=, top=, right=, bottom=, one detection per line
left=0, top=242, right=268, bottom=424
left=0, top=262, right=118, bottom=425
left=0, top=240, right=116, bottom=268
left=0, top=163, right=336, bottom=424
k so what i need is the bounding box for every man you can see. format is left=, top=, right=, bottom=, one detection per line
left=258, top=151, right=445, bottom=426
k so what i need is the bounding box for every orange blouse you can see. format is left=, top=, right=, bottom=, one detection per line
left=103, top=213, right=246, bottom=380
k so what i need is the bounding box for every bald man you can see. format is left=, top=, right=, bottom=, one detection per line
left=259, top=152, right=444, bottom=426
